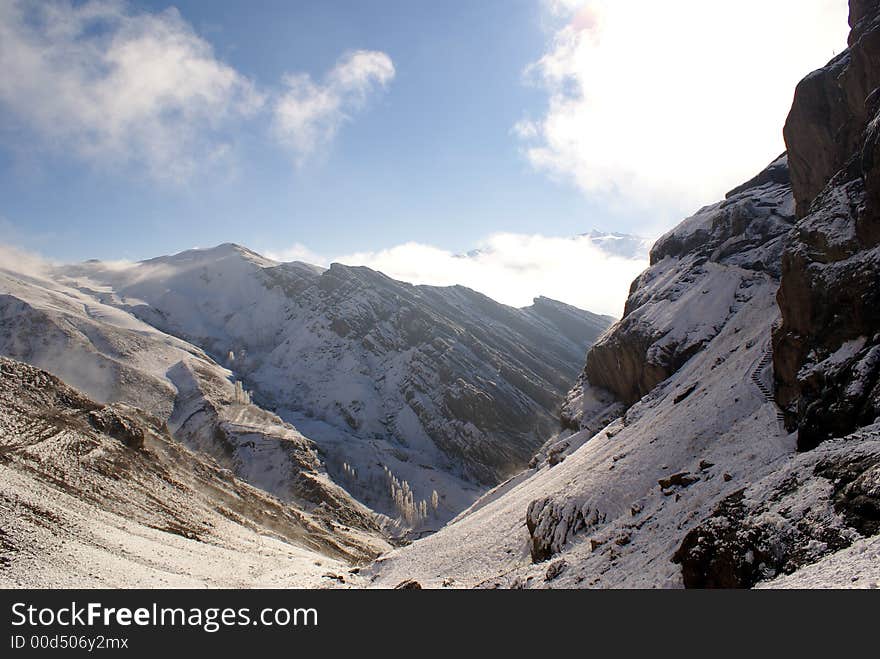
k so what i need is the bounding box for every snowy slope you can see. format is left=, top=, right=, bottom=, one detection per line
left=367, top=155, right=873, bottom=588
left=368, top=265, right=793, bottom=587
left=369, top=137, right=880, bottom=589
left=757, top=535, right=880, bottom=589
left=0, top=357, right=386, bottom=588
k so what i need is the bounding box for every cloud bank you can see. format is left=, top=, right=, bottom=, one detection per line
left=269, top=232, right=650, bottom=317
left=518, top=0, right=849, bottom=211
left=0, top=0, right=394, bottom=180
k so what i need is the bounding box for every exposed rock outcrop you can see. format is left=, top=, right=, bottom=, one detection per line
left=165, top=360, right=379, bottom=531
left=565, top=155, right=793, bottom=421
left=86, top=405, right=147, bottom=449
left=526, top=497, right=604, bottom=563
left=774, top=0, right=880, bottom=449
left=675, top=427, right=880, bottom=588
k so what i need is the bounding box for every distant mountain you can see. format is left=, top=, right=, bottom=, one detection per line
left=0, top=243, right=612, bottom=537
left=578, top=230, right=653, bottom=260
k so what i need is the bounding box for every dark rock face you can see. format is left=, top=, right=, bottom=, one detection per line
left=526, top=496, right=604, bottom=562
left=674, top=490, right=776, bottom=588
left=814, top=452, right=880, bottom=536
left=571, top=156, right=793, bottom=411
left=544, top=559, right=566, bottom=581
left=658, top=472, right=699, bottom=489
left=87, top=406, right=146, bottom=449
left=851, top=1, right=880, bottom=39
left=784, top=0, right=880, bottom=218
left=674, top=432, right=880, bottom=588
left=393, top=579, right=422, bottom=589
left=774, top=0, right=880, bottom=449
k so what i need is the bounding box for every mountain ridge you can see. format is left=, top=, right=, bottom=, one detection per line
left=2, top=242, right=612, bottom=542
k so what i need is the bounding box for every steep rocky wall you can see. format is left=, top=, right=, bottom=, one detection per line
left=565, top=156, right=793, bottom=423
left=784, top=2, right=880, bottom=218
left=774, top=0, right=880, bottom=449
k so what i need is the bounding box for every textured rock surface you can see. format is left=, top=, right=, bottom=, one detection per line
left=775, top=0, right=880, bottom=449
left=675, top=427, right=880, bottom=588
left=565, top=155, right=793, bottom=419
left=784, top=1, right=880, bottom=217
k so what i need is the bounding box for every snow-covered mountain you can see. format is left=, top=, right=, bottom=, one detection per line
left=0, top=257, right=381, bottom=531
left=1, top=244, right=611, bottom=535
left=368, top=153, right=801, bottom=587
left=578, top=230, right=653, bottom=260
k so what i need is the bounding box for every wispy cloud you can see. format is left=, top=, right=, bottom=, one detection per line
left=0, top=241, right=55, bottom=281
left=0, top=0, right=263, bottom=182
left=272, top=50, right=395, bottom=165
left=519, top=0, right=849, bottom=213
left=264, top=242, right=326, bottom=265
left=270, top=232, right=650, bottom=316
left=0, top=1, right=394, bottom=180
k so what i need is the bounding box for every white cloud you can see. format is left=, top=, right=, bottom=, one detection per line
left=273, top=50, right=395, bottom=164
left=0, top=1, right=395, bottom=179
left=264, top=242, right=326, bottom=264
left=519, top=0, right=850, bottom=213
left=274, top=233, right=650, bottom=317
left=0, top=0, right=264, bottom=181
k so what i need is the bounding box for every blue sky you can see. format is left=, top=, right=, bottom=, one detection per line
left=0, top=0, right=850, bottom=314
left=1, top=0, right=607, bottom=261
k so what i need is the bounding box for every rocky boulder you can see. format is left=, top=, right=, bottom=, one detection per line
left=87, top=406, right=146, bottom=449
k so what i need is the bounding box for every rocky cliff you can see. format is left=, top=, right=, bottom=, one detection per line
left=370, top=2, right=880, bottom=589
left=774, top=0, right=880, bottom=450
left=563, top=154, right=793, bottom=424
